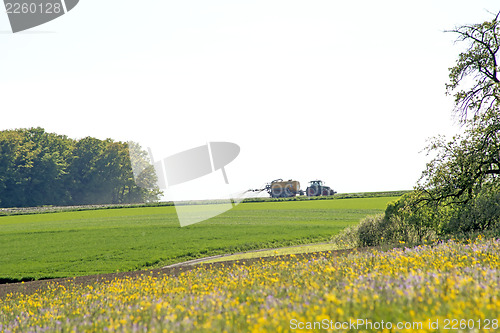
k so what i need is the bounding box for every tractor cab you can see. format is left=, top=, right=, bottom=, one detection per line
left=309, top=180, right=324, bottom=187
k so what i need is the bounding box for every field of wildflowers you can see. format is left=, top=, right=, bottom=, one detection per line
left=0, top=237, right=499, bottom=332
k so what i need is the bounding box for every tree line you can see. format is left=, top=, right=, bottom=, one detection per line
left=0, top=128, right=160, bottom=208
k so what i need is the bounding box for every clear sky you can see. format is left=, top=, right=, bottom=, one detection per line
left=1, top=0, right=498, bottom=200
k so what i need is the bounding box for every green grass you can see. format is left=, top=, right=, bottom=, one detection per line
left=201, top=243, right=345, bottom=263
left=0, top=190, right=409, bottom=217
left=0, top=196, right=397, bottom=282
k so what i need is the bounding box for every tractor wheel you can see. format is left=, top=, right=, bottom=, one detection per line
left=307, top=187, right=318, bottom=196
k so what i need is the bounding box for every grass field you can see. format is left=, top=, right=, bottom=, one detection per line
left=0, top=196, right=397, bottom=282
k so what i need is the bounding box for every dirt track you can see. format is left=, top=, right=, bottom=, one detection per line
left=0, top=249, right=355, bottom=298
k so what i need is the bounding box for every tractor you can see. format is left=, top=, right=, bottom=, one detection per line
left=306, top=180, right=336, bottom=197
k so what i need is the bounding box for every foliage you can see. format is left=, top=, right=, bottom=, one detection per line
left=0, top=128, right=73, bottom=207
left=446, top=11, right=500, bottom=122
left=416, top=110, right=500, bottom=207
left=379, top=12, right=500, bottom=240
left=339, top=184, right=500, bottom=249
left=0, top=127, right=160, bottom=207
left=446, top=184, right=500, bottom=235
left=127, top=141, right=160, bottom=202
left=332, top=197, right=440, bottom=249
left=0, top=197, right=394, bottom=281
left=390, top=110, right=500, bottom=239
left=421, top=10, right=500, bottom=207
left=1, top=238, right=498, bottom=332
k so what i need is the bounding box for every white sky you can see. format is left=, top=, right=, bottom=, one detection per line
left=0, top=0, right=498, bottom=200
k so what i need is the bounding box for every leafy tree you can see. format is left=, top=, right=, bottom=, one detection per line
left=0, top=130, right=25, bottom=207
left=126, top=141, right=162, bottom=203
left=387, top=11, right=500, bottom=237
left=0, top=128, right=73, bottom=207
left=69, top=136, right=106, bottom=204
left=21, top=128, right=74, bottom=206
left=446, top=11, right=500, bottom=123
left=416, top=110, right=500, bottom=206
left=416, top=11, right=500, bottom=206
left=0, top=129, right=161, bottom=207
left=69, top=138, right=161, bottom=205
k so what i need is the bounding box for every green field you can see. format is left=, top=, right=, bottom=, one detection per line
left=0, top=197, right=397, bottom=282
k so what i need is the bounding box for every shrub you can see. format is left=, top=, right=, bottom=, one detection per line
left=332, top=193, right=444, bottom=248
left=333, top=185, right=500, bottom=249
left=332, top=211, right=438, bottom=249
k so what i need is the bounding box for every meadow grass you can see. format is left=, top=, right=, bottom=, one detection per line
left=201, top=243, right=346, bottom=263
left=0, top=237, right=498, bottom=332
left=0, top=197, right=396, bottom=281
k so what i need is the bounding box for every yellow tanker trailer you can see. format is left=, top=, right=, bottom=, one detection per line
left=265, top=179, right=302, bottom=198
